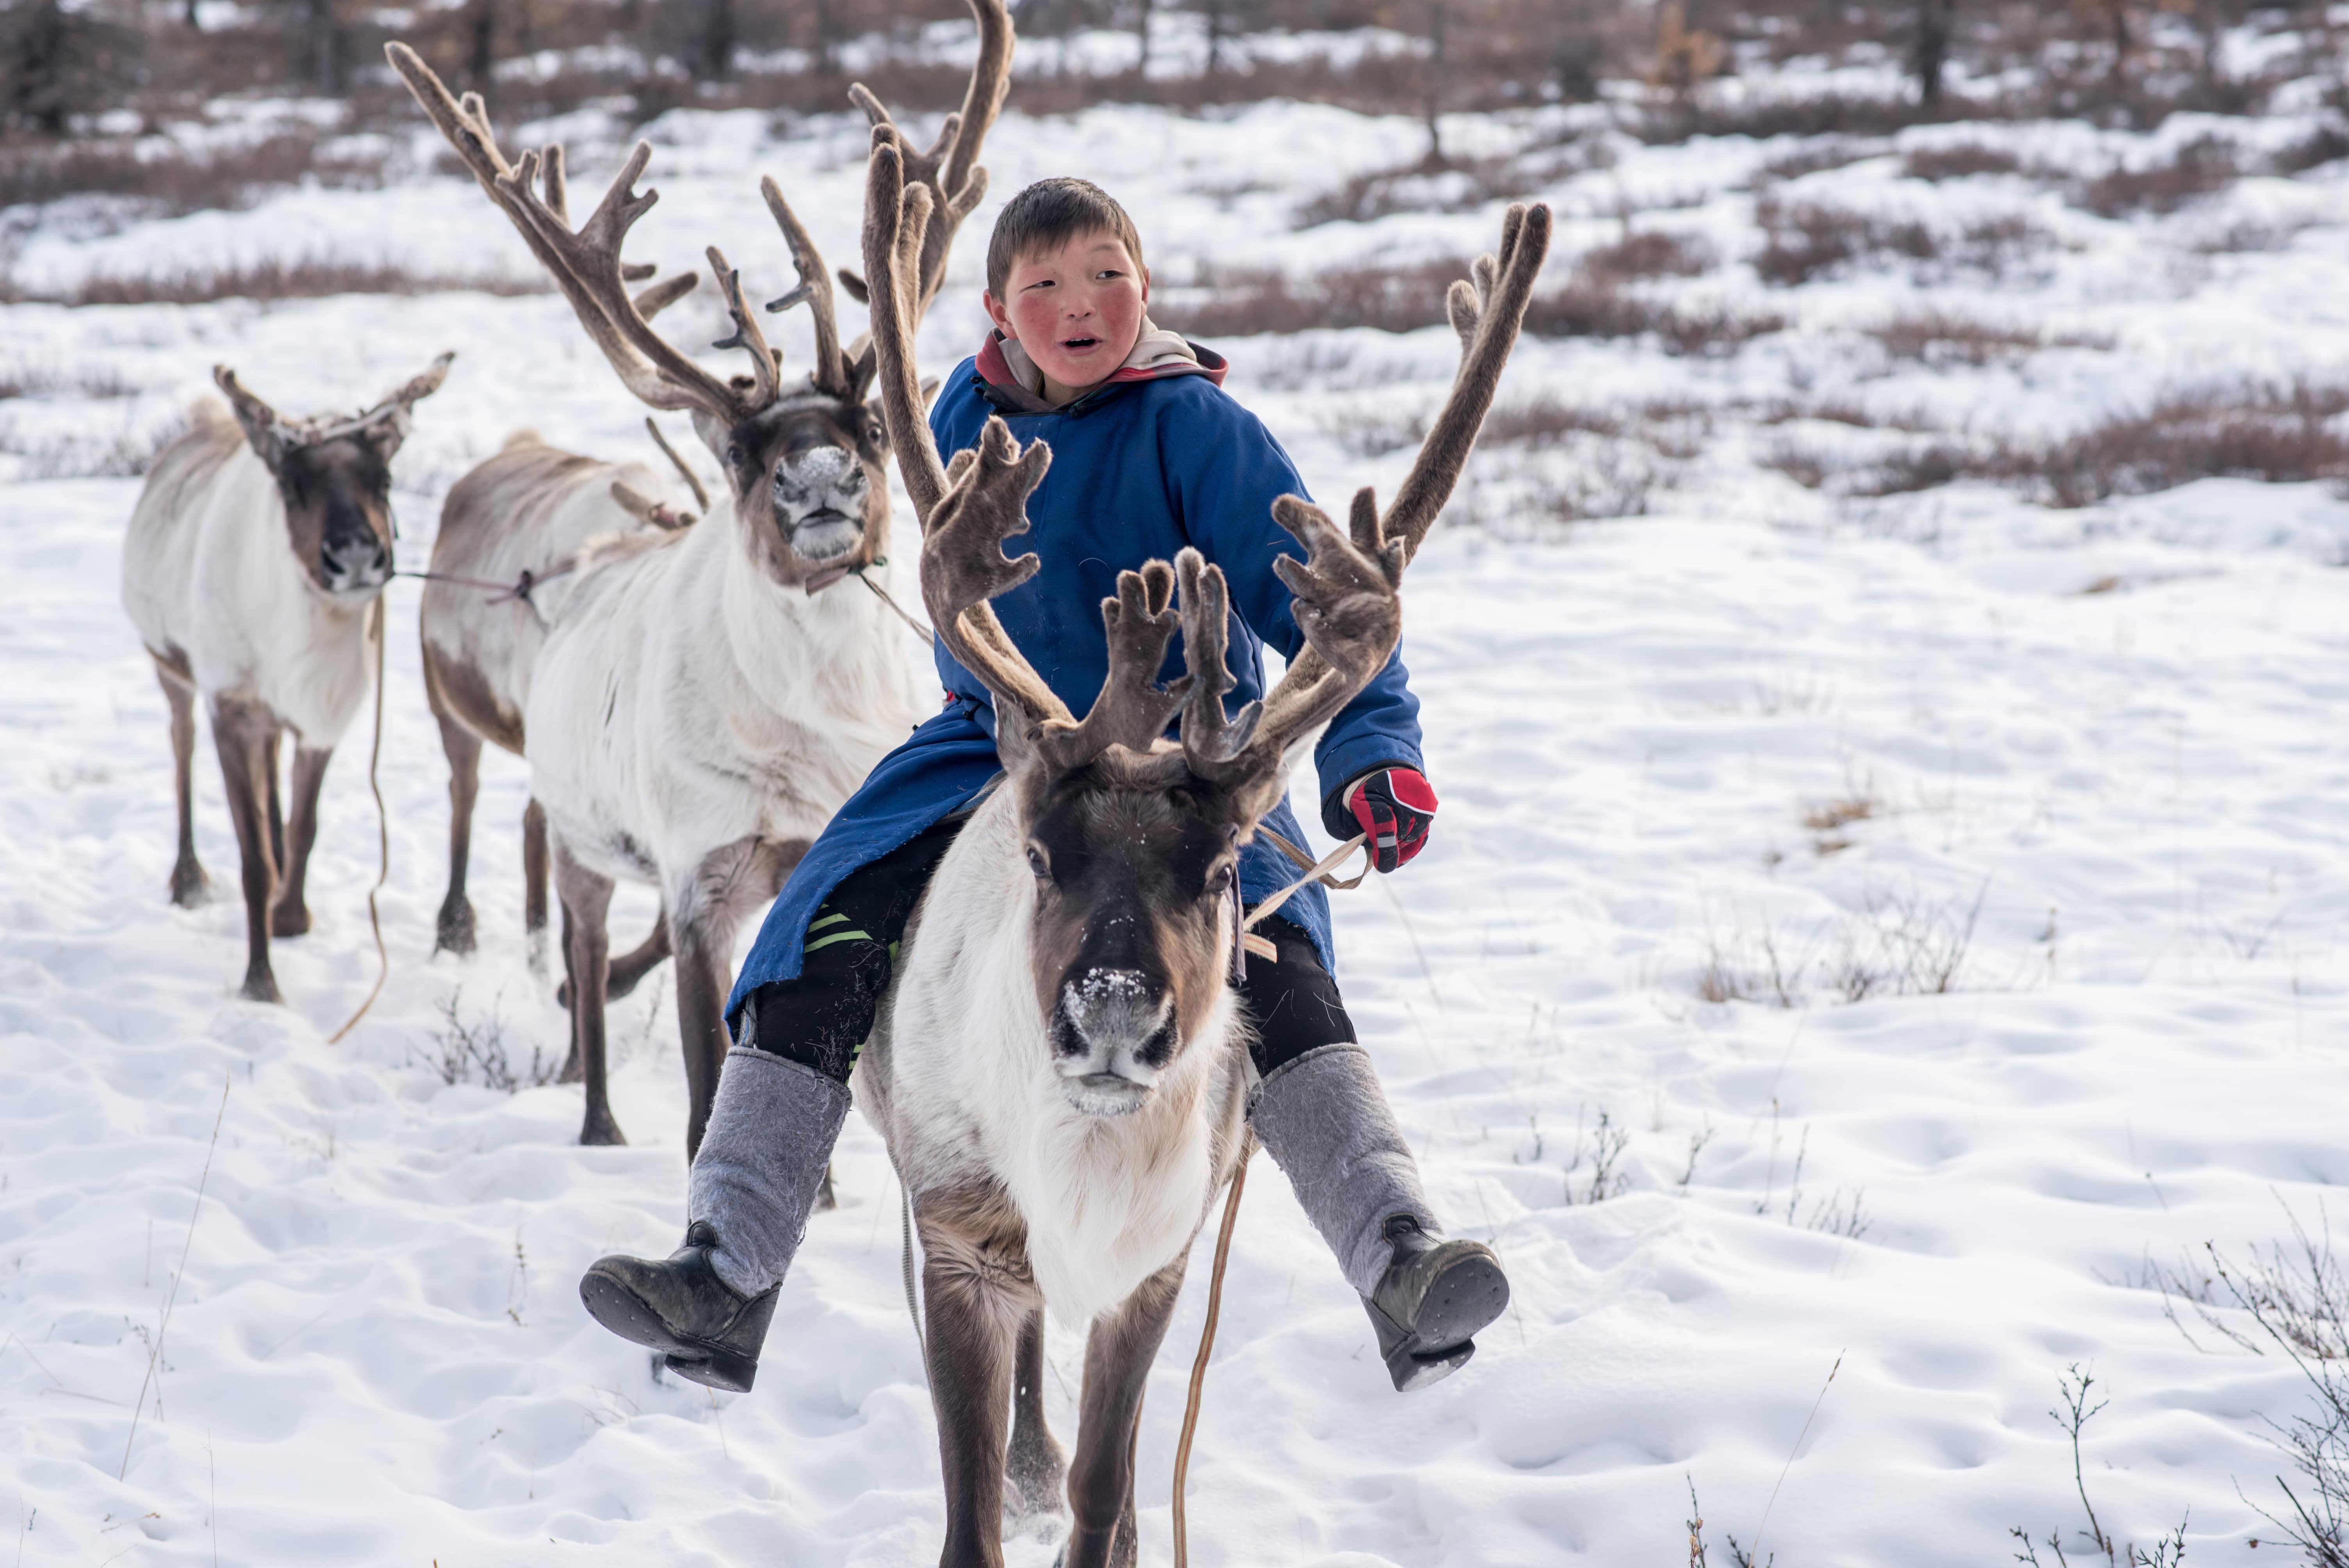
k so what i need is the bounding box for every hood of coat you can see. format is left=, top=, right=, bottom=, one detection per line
left=976, top=319, right=1228, bottom=415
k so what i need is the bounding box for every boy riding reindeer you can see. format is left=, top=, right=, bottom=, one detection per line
left=584, top=116, right=1551, bottom=1442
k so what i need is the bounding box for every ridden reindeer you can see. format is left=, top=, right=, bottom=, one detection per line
left=851, top=143, right=1550, bottom=1564
left=386, top=0, right=1012, bottom=1155
left=421, top=427, right=697, bottom=1007
left=123, top=356, right=453, bottom=1005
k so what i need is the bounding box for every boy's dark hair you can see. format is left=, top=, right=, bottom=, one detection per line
left=986, top=178, right=1146, bottom=300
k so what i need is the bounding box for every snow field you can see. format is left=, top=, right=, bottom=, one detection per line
left=4, top=87, right=2349, bottom=1565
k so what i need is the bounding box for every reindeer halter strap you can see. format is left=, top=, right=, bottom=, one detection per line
left=1233, top=828, right=1372, bottom=968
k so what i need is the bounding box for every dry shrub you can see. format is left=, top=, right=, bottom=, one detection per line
left=1782, top=380, right=2349, bottom=506
left=1183, top=255, right=1779, bottom=357
left=1758, top=137, right=1884, bottom=183
left=0, top=131, right=388, bottom=215
left=1754, top=196, right=2053, bottom=286
left=8, top=257, right=550, bottom=308
left=0, top=360, right=138, bottom=400
left=1867, top=307, right=2114, bottom=367
left=1694, top=883, right=1985, bottom=1009
left=1901, top=141, right=2027, bottom=181
left=2275, top=121, right=2349, bottom=176
left=2075, top=133, right=2241, bottom=217
left=1291, top=141, right=1606, bottom=230
left=1, top=414, right=186, bottom=479
left=1582, top=228, right=1715, bottom=282
left=1521, top=284, right=1786, bottom=356
left=1641, top=87, right=1946, bottom=144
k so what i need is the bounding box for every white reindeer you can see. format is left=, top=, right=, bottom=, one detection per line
left=846, top=153, right=1552, bottom=1565
left=122, top=356, right=452, bottom=1004
left=386, top=0, right=1010, bottom=1155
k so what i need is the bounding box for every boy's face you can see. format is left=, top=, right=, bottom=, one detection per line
left=984, top=228, right=1150, bottom=401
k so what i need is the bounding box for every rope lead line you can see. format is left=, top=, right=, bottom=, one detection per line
left=326, top=597, right=390, bottom=1046
left=1173, top=1139, right=1251, bottom=1568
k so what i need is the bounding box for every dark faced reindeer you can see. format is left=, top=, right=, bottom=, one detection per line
left=387, top=0, right=1011, bottom=1155
left=122, top=356, right=452, bottom=1005
left=848, top=144, right=1551, bottom=1566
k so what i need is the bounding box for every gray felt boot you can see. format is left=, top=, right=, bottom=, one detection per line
left=577, top=1048, right=847, bottom=1391
left=1249, top=1043, right=1510, bottom=1392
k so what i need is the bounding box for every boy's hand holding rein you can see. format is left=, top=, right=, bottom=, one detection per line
left=1328, top=766, right=1440, bottom=872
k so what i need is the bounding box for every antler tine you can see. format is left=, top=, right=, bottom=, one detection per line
left=1381, top=201, right=1552, bottom=565
left=863, top=134, right=948, bottom=523
left=1174, top=550, right=1260, bottom=773
left=758, top=175, right=847, bottom=396
left=387, top=43, right=757, bottom=424
left=848, top=0, right=1013, bottom=318
left=542, top=143, right=567, bottom=223
left=1040, top=561, right=1189, bottom=771
left=919, top=419, right=1071, bottom=731
left=705, top=246, right=781, bottom=410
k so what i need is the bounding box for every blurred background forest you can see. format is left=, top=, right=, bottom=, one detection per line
left=6, top=0, right=2346, bottom=204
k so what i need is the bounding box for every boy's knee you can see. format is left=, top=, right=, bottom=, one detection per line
left=1239, top=916, right=1356, bottom=1077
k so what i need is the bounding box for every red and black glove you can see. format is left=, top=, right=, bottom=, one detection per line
left=1323, top=767, right=1438, bottom=873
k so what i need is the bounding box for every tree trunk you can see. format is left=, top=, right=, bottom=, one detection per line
left=1204, top=0, right=1225, bottom=79
left=308, top=0, right=341, bottom=93
left=467, top=0, right=497, bottom=91
left=702, top=0, right=734, bottom=80
left=1912, top=0, right=1953, bottom=108
left=1134, top=0, right=1153, bottom=75
left=1422, top=0, right=1448, bottom=166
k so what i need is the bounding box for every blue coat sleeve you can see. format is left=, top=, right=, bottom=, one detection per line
left=1159, top=387, right=1424, bottom=809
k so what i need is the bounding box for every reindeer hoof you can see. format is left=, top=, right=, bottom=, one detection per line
left=240, top=969, right=284, bottom=1005
left=435, top=898, right=477, bottom=956
left=580, top=1114, right=628, bottom=1146
left=169, top=860, right=209, bottom=907
left=270, top=902, right=312, bottom=939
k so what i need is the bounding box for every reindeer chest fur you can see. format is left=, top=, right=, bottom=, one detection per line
left=870, top=798, right=1250, bottom=1327
left=524, top=507, right=921, bottom=890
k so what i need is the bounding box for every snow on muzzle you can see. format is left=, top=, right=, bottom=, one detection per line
left=1051, top=966, right=1176, bottom=1117
left=771, top=444, right=867, bottom=565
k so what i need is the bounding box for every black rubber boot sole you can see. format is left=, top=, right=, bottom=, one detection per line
left=579, top=1265, right=759, bottom=1393
left=1368, top=1245, right=1510, bottom=1392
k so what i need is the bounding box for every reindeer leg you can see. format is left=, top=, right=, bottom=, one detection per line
left=670, top=909, right=730, bottom=1165
left=602, top=908, right=673, bottom=1001
left=554, top=838, right=624, bottom=1145
left=272, top=745, right=330, bottom=938
left=262, top=722, right=286, bottom=876
left=431, top=701, right=484, bottom=956
left=566, top=903, right=673, bottom=1006
left=153, top=657, right=208, bottom=906
left=209, top=696, right=283, bottom=1004
left=917, top=1193, right=1032, bottom=1568
left=523, top=796, right=550, bottom=971
left=672, top=836, right=808, bottom=1160
left=1065, top=1259, right=1188, bottom=1568
left=1003, top=1306, right=1067, bottom=1532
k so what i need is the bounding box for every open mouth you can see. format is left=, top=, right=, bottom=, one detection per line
left=1059, top=336, right=1101, bottom=354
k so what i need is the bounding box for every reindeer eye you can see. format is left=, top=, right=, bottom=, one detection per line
left=1205, top=863, right=1233, bottom=896
left=726, top=442, right=746, bottom=467
left=1026, top=846, right=1050, bottom=880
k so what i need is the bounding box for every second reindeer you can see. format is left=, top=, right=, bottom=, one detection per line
left=387, top=0, right=1012, bottom=1154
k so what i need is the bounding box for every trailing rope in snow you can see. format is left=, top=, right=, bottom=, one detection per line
left=1173, top=1135, right=1253, bottom=1568
left=326, top=598, right=390, bottom=1046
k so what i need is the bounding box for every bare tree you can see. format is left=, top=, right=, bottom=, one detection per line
left=1913, top=0, right=1954, bottom=107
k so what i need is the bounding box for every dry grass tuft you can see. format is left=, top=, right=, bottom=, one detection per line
left=1582, top=228, right=1717, bottom=283
left=7, top=257, right=550, bottom=308
left=2075, top=134, right=2241, bottom=218
left=1771, top=380, right=2349, bottom=507
left=0, top=131, right=389, bottom=215
left=1901, top=141, right=2027, bottom=182
left=1753, top=197, right=2054, bottom=287
left=1865, top=307, right=2114, bottom=367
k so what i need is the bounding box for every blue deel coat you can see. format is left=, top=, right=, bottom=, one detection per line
left=725, top=345, right=1425, bottom=1027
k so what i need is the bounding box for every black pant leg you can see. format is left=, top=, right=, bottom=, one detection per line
left=1238, top=914, right=1357, bottom=1078
left=737, top=815, right=965, bottom=1082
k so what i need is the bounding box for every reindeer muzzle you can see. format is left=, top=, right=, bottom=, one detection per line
left=1050, top=968, right=1176, bottom=1117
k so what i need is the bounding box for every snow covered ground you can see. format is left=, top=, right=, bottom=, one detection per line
left=5, top=74, right=2349, bottom=1566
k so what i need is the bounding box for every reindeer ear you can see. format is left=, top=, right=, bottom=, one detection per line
left=388, top=351, right=455, bottom=412
left=690, top=409, right=732, bottom=469
left=214, top=366, right=286, bottom=472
